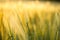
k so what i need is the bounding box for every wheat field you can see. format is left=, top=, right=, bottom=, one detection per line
left=0, top=1, right=60, bottom=40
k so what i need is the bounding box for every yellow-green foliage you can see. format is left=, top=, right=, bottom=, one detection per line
left=0, top=2, right=60, bottom=40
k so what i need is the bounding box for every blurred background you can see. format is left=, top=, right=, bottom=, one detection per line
left=0, top=0, right=60, bottom=1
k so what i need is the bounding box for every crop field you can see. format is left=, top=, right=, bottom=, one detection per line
left=0, top=1, right=60, bottom=40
